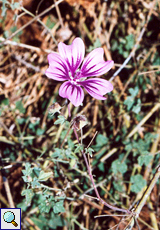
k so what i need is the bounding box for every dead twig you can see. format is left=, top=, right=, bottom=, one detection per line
left=0, top=0, right=64, bottom=46
left=109, top=0, right=156, bottom=82
left=124, top=165, right=160, bottom=230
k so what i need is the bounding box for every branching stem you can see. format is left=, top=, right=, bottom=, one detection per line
left=74, top=129, right=131, bottom=214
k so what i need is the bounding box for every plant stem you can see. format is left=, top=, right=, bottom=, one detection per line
left=60, top=126, right=72, bottom=149
left=81, top=149, right=131, bottom=214
left=74, top=129, right=131, bottom=214
left=68, top=103, right=71, bottom=117
left=73, top=128, right=80, bottom=144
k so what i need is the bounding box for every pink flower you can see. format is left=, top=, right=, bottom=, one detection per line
left=45, top=37, right=114, bottom=107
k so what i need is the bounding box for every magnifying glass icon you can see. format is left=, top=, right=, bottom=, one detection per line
left=3, top=211, right=18, bottom=227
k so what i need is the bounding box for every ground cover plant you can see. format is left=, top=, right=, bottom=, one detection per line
left=0, top=0, right=160, bottom=229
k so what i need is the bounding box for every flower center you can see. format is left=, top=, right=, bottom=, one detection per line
left=70, top=77, right=78, bottom=85
left=69, top=70, right=86, bottom=86
left=69, top=70, right=80, bottom=85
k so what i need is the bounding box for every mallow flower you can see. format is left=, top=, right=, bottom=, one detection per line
left=45, top=37, right=114, bottom=107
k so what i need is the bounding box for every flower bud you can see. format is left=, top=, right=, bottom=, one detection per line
left=48, top=102, right=62, bottom=116
left=71, top=115, right=88, bottom=131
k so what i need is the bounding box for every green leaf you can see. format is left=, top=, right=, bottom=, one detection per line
left=48, top=212, right=65, bottom=229
left=70, top=158, right=77, bottom=168
left=87, top=38, right=101, bottom=52
left=10, top=26, right=22, bottom=42
left=144, top=133, right=158, bottom=142
left=113, top=181, right=124, bottom=192
left=33, top=167, right=41, bottom=177
left=54, top=115, right=66, bottom=125
left=11, top=2, right=20, bottom=10
left=96, top=134, right=108, bottom=146
left=54, top=165, right=59, bottom=178
left=132, top=99, right=141, bottom=114
left=16, top=118, right=26, bottom=124
left=53, top=200, right=65, bottom=214
left=51, top=148, right=64, bottom=159
left=124, top=87, right=141, bottom=112
left=22, top=175, right=32, bottom=183
left=38, top=171, right=53, bottom=181
left=128, top=87, right=139, bottom=97
left=28, top=119, right=40, bottom=131
left=92, top=134, right=108, bottom=153
left=75, top=144, right=84, bottom=153
left=1, top=0, right=8, bottom=17
left=67, top=139, right=74, bottom=150
left=0, top=97, right=9, bottom=105
left=38, top=201, right=51, bottom=213
left=15, top=100, right=26, bottom=113
left=17, top=199, right=28, bottom=212
left=31, top=178, right=41, bottom=188
left=130, top=174, right=146, bottom=193
left=65, top=148, right=75, bottom=159
left=152, top=51, right=160, bottom=67
left=31, top=216, right=47, bottom=230
left=111, top=39, right=118, bottom=51
left=46, top=15, right=56, bottom=29
left=98, top=162, right=105, bottom=172
left=111, top=160, right=127, bottom=174
left=124, top=97, right=134, bottom=110
left=125, top=34, right=135, bottom=50
left=22, top=163, right=33, bottom=176
left=138, top=154, right=153, bottom=166
left=36, top=128, right=45, bottom=135
left=21, top=189, right=34, bottom=206
left=132, top=133, right=155, bottom=155
left=85, top=147, right=94, bottom=157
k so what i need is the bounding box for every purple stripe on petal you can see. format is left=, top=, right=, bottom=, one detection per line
left=58, top=38, right=85, bottom=75
left=45, top=69, right=68, bottom=81
left=59, top=81, right=84, bottom=107
left=79, top=78, right=113, bottom=100
left=81, top=48, right=114, bottom=77
left=46, top=53, right=70, bottom=81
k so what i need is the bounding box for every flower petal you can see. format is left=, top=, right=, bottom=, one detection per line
left=79, top=78, right=113, bottom=100
left=81, top=48, right=114, bottom=77
left=58, top=38, right=85, bottom=76
left=59, top=81, right=84, bottom=107
left=45, top=53, right=70, bottom=81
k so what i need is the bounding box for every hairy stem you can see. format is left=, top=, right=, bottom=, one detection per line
left=81, top=149, right=131, bottom=214
left=74, top=128, right=131, bottom=214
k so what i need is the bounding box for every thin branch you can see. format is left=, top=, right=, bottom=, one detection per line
left=86, top=131, right=98, bottom=149
left=0, top=153, right=15, bottom=208
left=12, top=54, right=41, bottom=72
left=0, top=0, right=64, bottom=46
left=0, top=37, right=54, bottom=53
left=0, top=121, right=19, bottom=143
left=54, top=0, right=64, bottom=28
left=21, top=6, right=57, bottom=44
left=109, top=0, right=156, bottom=82
left=127, top=103, right=160, bottom=138
left=124, top=165, right=160, bottom=230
